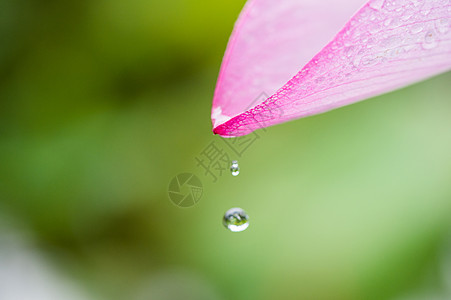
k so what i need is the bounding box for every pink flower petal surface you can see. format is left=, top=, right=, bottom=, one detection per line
left=212, top=0, right=451, bottom=137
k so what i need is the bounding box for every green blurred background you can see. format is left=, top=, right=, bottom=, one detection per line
left=1, top=0, right=451, bottom=299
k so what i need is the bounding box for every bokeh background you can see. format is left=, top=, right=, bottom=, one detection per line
left=1, top=0, right=451, bottom=299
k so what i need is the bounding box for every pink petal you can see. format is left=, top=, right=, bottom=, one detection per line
left=212, top=0, right=451, bottom=137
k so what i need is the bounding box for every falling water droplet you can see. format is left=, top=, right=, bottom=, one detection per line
left=223, top=208, right=249, bottom=232
left=422, top=30, right=438, bottom=49
left=230, top=160, right=240, bottom=176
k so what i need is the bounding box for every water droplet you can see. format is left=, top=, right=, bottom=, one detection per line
left=422, top=30, right=438, bottom=49
left=230, top=160, right=240, bottom=176
left=223, top=208, right=249, bottom=232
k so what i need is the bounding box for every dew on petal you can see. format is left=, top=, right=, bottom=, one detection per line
left=212, top=0, right=451, bottom=137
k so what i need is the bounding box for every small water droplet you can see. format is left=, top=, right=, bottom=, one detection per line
left=230, top=160, right=240, bottom=176
left=223, top=208, right=249, bottom=232
left=422, top=30, right=438, bottom=49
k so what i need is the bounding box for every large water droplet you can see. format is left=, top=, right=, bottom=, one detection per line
left=230, top=160, right=240, bottom=176
left=422, top=30, right=438, bottom=49
left=223, top=208, right=249, bottom=232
